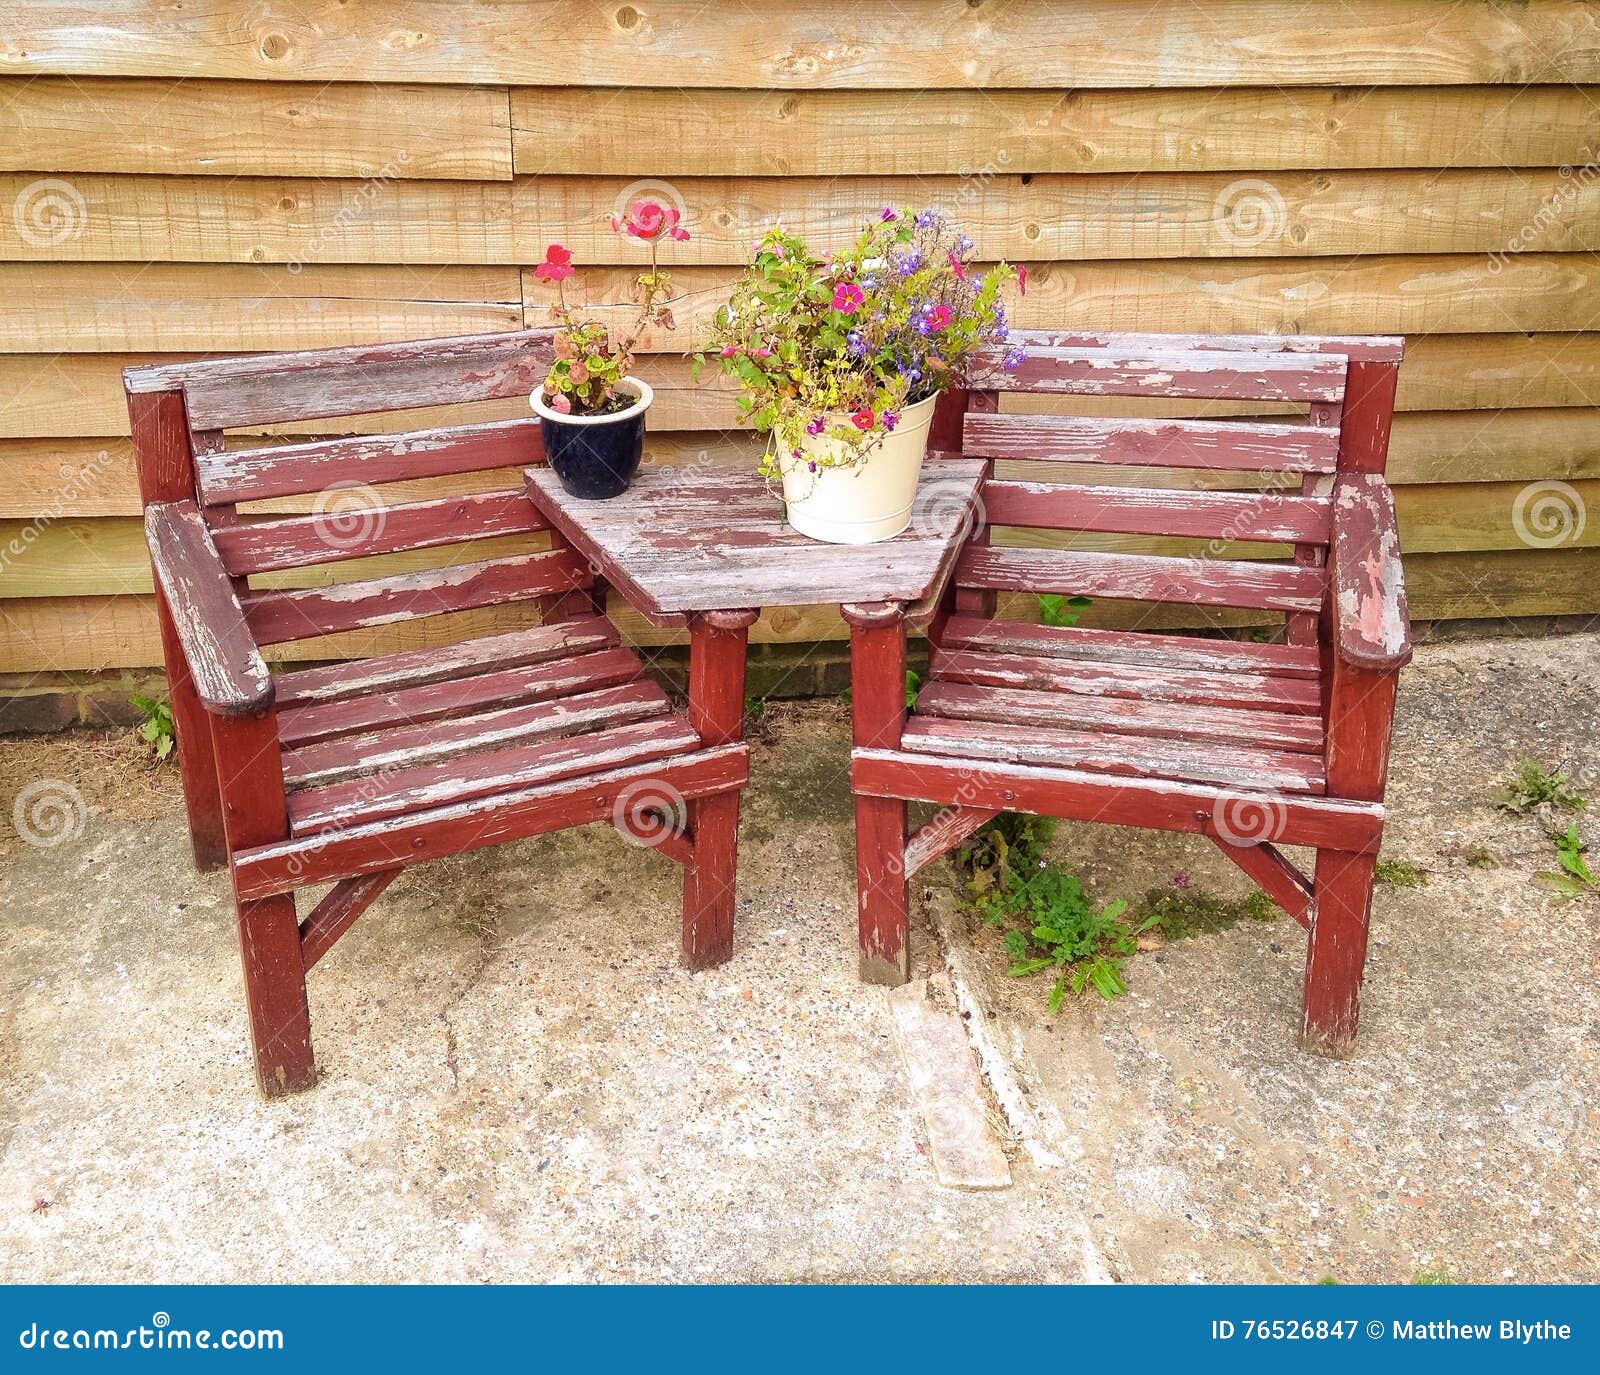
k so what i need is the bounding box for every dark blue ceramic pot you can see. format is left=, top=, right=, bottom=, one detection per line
left=531, top=377, right=652, bottom=499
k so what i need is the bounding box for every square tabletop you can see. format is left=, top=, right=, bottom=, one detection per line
left=524, top=460, right=986, bottom=627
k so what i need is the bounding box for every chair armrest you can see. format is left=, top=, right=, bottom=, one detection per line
left=145, top=500, right=274, bottom=715
left=1328, top=473, right=1412, bottom=672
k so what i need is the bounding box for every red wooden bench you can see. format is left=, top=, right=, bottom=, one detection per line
left=125, top=329, right=752, bottom=1098
left=848, top=330, right=1411, bottom=1055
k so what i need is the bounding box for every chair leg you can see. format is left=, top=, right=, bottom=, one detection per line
left=855, top=794, right=909, bottom=985
left=1301, top=848, right=1377, bottom=1057
left=237, top=893, right=317, bottom=1098
left=682, top=790, right=740, bottom=970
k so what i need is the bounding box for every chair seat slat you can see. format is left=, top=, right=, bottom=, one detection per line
left=961, top=414, right=1338, bottom=472
left=982, top=480, right=1332, bottom=544
left=243, top=548, right=590, bottom=645
left=288, top=717, right=702, bottom=835
left=930, top=645, right=1322, bottom=715
left=276, top=644, right=644, bottom=747
left=916, top=680, right=1323, bottom=753
left=939, top=615, right=1322, bottom=679
left=273, top=617, right=619, bottom=707
left=282, top=681, right=673, bottom=790
left=902, top=716, right=1326, bottom=795
left=957, top=546, right=1326, bottom=613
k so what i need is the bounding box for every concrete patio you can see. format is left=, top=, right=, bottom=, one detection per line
left=2, top=630, right=1596, bottom=1283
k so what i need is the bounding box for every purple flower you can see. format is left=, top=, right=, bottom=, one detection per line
left=1002, top=346, right=1027, bottom=370
left=808, top=460, right=818, bottom=473
left=883, top=412, right=899, bottom=431
left=791, top=448, right=803, bottom=459
left=956, top=234, right=974, bottom=253
left=905, top=366, right=923, bottom=384
left=915, top=208, right=939, bottom=229
left=862, top=275, right=878, bottom=290
left=895, top=248, right=923, bottom=276
left=880, top=207, right=897, bottom=222
left=846, top=330, right=866, bottom=358
left=805, top=417, right=826, bottom=436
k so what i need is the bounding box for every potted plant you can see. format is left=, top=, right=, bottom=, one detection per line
left=699, top=207, right=1024, bottom=543
left=529, top=199, right=689, bottom=499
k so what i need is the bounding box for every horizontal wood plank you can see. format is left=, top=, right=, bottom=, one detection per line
left=963, top=414, right=1339, bottom=472
left=512, top=85, right=1600, bottom=175
left=288, top=717, right=702, bottom=835
left=243, top=549, right=591, bottom=645
left=979, top=481, right=1333, bottom=544
left=940, top=614, right=1322, bottom=678
left=276, top=645, right=645, bottom=748
left=273, top=616, right=620, bottom=707
left=198, top=420, right=547, bottom=504
left=234, top=745, right=749, bottom=901
left=930, top=643, right=1323, bottom=715
left=902, top=715, right=1327, bottom=794
left=853, top=749, right=1380, bottom=854
left=282, top=681, right=672, bottom=788
left=0, top=264, right=521, bottom=354
left=957, top=546, right=1328, bottom=612
left=5, top=168, right=1597, bottom=263
left=8, top=3, right=1597, bottom=87
left=0, top=77, right=511, bottom=178
left=532, top=254, right=1600, bottom=348
left=967, top=347, right=1347, bottom=401
left=916, top=679, right=1324, bottom=753
left=212, top=489, right=550, bottom=574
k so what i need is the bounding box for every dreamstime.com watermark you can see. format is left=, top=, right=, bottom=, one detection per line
left=17, top=1312, right=283, bottom=1353
left=287, top=151, right=411, bottom=272
left=1489, top=160, right=1599, bottom=274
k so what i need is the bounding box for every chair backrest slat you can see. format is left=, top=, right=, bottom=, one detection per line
left=961, top=414, right=1338, bottom=473
left=957, top=547, right=1326, bottom=614
left=982, top=480, right=1332, bottom=545
left=211, top=490, right=552, bottom=575
left=950, top=331, right=1407, bottom=619
left=195, top=417, right=543, bottom=506
left=969, top=347, right=1348, bottom=402
left=243, top=548, right=589, bottom=646
left=125, top=329, right=554, bottom=432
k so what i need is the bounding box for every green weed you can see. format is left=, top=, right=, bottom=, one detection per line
left=1541, top=825, right=1599, bottom=900
left=130, top=695, right=175, bottom=762
left=1037, top=594, right=1091, bottom=629
left=1375, top=858, right=1427, bottom=888
left=1493, top=759, right=1586, bottom=815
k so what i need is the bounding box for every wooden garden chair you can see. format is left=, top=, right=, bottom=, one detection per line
left=848, top=330, right=1411, bottom=1055
left=125, top=329, right=752, bottom=1098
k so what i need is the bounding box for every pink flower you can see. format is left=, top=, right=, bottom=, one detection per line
left=532, top=244, right=574, bottom=283
left=753, top=346, right=773, bottom=359
left=850, top=407, right=875, bottom=431
left=947, top=252, right=967, bottom=281
left=720, top=345, right=739, bottom=357
left=1016, top=264, right=1028, bottom=296
left=613, top=200, right=691, bottom=243
left=928, top=305, right=951, bottom=330
left=832, top=282, right=865, bottom=314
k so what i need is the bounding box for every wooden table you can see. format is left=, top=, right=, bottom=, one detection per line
left=523, top=460, right=987, bottom=629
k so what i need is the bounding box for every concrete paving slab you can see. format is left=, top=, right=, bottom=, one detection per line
left=1, top=631, right=1596, bottom=1282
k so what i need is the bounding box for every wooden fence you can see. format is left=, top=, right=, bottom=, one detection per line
left=2, top=1, right=1599, bottom=680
